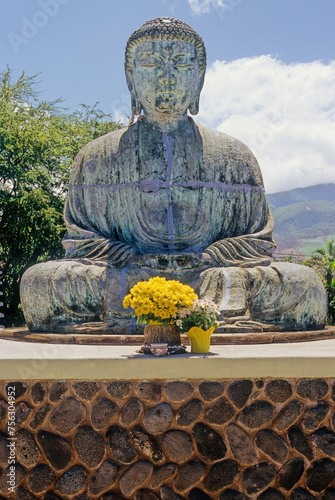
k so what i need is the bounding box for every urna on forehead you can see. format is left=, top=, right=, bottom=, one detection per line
left=125, top=17, right=207, bottom=75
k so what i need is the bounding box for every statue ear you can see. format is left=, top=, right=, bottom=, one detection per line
left=131, top=90, right=142, bottom=115
left=126, top=69, right=142, bottom=115
left=188, top=73, right=204, bottom=115
left=189, top=97, right=199, bottom=115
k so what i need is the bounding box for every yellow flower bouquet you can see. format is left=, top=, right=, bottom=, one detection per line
left=123, top=276, right=198, bottom=326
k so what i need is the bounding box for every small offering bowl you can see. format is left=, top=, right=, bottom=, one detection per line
left=150, top=343, right=168, bottom=356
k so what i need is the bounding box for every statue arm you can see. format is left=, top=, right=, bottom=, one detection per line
left=202, top=131, right=276, bottom=267
left=62, top=139, right=137, bottom=267
left=204, top=198, right=276, bottom=267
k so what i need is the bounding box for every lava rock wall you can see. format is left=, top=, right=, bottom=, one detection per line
left=0, top=378, right=335, bottom=498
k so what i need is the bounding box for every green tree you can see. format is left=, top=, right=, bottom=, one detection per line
left=0, top=68, right=124, bottom=325
left=304, top=240, right=335, bottom=324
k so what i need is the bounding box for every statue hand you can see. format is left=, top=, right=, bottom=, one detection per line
left=130, top=253, right=214, bottom=270
left=201, top=252, right=215, bottom=267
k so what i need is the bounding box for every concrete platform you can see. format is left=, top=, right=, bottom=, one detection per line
left=1, top=337, right=335, bottom=380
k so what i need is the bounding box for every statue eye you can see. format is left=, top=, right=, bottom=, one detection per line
left=137, top=54, right=162, bottom=68
left=173, top=54, right=196, bottom=69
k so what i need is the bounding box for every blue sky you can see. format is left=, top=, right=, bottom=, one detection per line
left=1, top=0, right=335, bottom=192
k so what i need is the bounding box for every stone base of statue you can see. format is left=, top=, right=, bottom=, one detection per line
left=1, top=325, right=335, bottom=346
left=20, top=260, right=328, bottom=334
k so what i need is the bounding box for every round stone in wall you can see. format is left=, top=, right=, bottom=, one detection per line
left=50, top=397, right=86, bottom=434
left=160, top=486, right=183, bottom=499
left=273, top=400, right=302, bottom=431
left=106, top=381, right=132, bottom=399
left=5, top=381, right=27, bottom=399
left=135, top=382, right=162, bottom=402
left=91, top=398, right=118, bottom=430
left=49, top=380, right=67, bottom=402
left=73, top=426, right=105, bottom=468
left=199, top=381, right=224, bottom=401
left=135, top=489, right=159, bottom=500
left=16, top=401, right=32, bottom=426
left=131, top=426, right=164, bottom=464
left=37, top=430, right=73, bottom=470
left=150, top=463, right=178, bottom=489
left=255, top=429, right=288, bottom=464
left=265, top=380, right=292, bottom=403
left=206, top=397, right=235, bottom=425
left=176, top=399, right=204, bottom=427
left=56, top=465, right=86, bottom=495
left=291, top=488, right=318, bottom=499
left=16, top=429, right=40, bottom=467
left=202, top=459, right=239, bottom=493
left=296, top=379, right=328, bottom=401
left=227, top=380, right=253, bottom=408
left=73, top=381, right=100, bottom=401
left=143, top=403, right=173, bottom=433
left=226, top=423, right=257, bottom=465
left=27, top=464, right=55, bottom=493
left=88, top=460, right=121, bottom=495
left=188, top=487, right=211, bottom=499
left=173, top=460, right=206, bottom=492
left=278, top=457, right=304, bottom=491
left=164, top=381, right=194, bottom=401
left=0, top=464, right=26, bottom=495
left=44, top=493, right=63, bottom=500
left=242, top=462, right=277, bottom=496
left=0, top=433, right=9, bottom=465
left=306, top=458, right=335, bottom=492
left=258, top=488, right=285, bottom=499
left=15, top=487, right=37, bottom=500
left=107, top=426, right=138, bottom=464
left=238, top=401, right=274, bottom=429
left=162, top=430, right=193, bottom=462
left=302, top=401, right=330, bottom=430
left=31, top=382, right=47, bottom=404
left=193, top=422, right=227, bottom=461
left=29, top=403, right=51, bottom=430
left=311, top=428, right=335, bottom=458
left=288, top=426, right=314, bottom=460
left=324, top=489, right=335, bottom=500
left=119, top=461, right=153, bottom=497
left=120, top=398, right=144, bottom=426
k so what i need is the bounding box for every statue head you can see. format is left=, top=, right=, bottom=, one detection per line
left=125, top=17, right=207, bottom=118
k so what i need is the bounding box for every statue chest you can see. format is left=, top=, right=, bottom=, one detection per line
left=137, top=132, right=202, bottom=237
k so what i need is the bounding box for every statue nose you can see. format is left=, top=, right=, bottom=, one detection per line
left=158, top=65, right=176, bottom=86
left=158, top=77, right=176, bottom=85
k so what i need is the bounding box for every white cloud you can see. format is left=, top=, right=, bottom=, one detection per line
left=197, top=56, right=335, bottom=193
left=188, top=0, right=242, bottom=16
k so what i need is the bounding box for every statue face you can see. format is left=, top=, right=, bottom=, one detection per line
left=132, top=40, right=200, bottom=117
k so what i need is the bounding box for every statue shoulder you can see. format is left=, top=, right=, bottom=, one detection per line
left=196, top=122, right=257, bottom=161
left=69, top=127, right=128, bottom=184
left=195, top=122, right=264, bottom=186
left=77, top=126, right=128, bottom=160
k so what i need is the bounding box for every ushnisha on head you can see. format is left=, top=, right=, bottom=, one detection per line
left=125, top=17, right=207, bottom=119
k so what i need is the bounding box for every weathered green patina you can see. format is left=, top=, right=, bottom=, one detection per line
left=20, top=18, right=327, bottom=332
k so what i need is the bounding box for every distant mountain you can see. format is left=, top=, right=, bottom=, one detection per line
left=266, top=184, right=335, bottom=257
left=267, top=183, right=335, bottom=210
